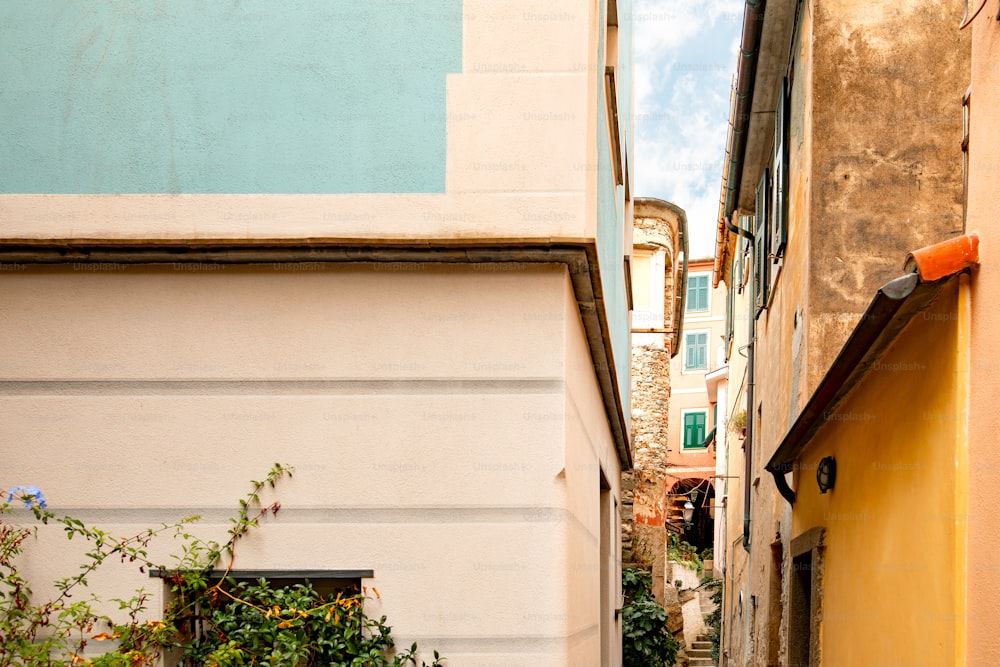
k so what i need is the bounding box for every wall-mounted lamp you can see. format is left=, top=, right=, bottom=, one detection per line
left=816, top=456, right=836, bottom=494
left=682, top=501, right=695, bottom=526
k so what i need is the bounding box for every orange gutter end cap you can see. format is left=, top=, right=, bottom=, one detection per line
left=906, top=233, right=980, bottom=282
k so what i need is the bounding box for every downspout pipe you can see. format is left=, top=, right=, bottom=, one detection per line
left=726, top=216, right=753, bottom=243
left=741, top=214, right=757, bottom=552
left=743, top=252, right=755, bottom=552
left=673, top=211, right=689, bottom=359
left=720, top=0, right=765, bottom=556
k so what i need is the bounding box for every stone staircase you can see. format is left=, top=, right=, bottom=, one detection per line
left=688, top=634, right=714, bottom=667
left=688, top=586, right=718, bottom=666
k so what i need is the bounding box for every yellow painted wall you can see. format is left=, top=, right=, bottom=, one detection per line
left=792, top=279, right=964, bottom=665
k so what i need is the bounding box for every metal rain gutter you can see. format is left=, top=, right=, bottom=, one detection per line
left=724, top=0, right=766, bottom=222
left=765, top=233, right=981, bottom=504
left=714, top=0, right=766, bottom=289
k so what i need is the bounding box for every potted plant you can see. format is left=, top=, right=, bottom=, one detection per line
left=729, top=409, right=747, bottom=439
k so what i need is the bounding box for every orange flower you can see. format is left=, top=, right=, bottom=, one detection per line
left=92, top=632, right=120, bottom=641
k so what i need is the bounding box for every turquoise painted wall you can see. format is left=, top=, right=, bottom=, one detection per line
left=0, top=1, right=462, bottom=194
left=619, top=0, right=635, bottom=176
left=596, top=1, right=631, bottom=416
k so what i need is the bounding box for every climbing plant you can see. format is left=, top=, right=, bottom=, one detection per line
left=0, top=466, right=443, bottom=666
left=704, top=580, right=723, bottom=663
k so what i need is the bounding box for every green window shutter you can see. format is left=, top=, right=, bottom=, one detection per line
left=695, top=412, right=706, bottom=444
left=684, top=332, right=707, bottom=370
left=772, top=77, right=789, bottom=259
left=683, top=413, right=695, bottom=448
left=687, top=275, right=709, bottom=311
left=754, top=169, right=770, bottom=318
left=683, top=411, right=708, bottom=449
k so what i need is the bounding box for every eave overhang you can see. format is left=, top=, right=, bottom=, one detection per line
left=0, top=238, right=635, bottom=468
left=765, top=234, right=980, bottom=503
left=713, top=0, right=797, bottom=288
left=705, top=366, right=728, bottom=404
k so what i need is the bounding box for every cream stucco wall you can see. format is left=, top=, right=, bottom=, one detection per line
left=2, top=263, right=621, bottom=666
left=965, top=12, right=1000, bottom=666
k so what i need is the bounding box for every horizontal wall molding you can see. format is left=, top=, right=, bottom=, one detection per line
left=0, top=378, right=563, bottom=396
left=0, top=242, right=631, bottom=466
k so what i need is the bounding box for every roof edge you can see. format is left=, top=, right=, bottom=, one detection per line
left=766, top=234, right=981, bottom=475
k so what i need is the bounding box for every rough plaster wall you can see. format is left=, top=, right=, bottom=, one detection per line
left=807, top=0, right=971, bottom=393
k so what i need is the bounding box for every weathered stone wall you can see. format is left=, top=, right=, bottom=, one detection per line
left=623, top=199, right=684, bottom=604
left=626, top=343, right=672, bottom=599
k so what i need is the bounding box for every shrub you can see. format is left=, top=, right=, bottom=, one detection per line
left=1, top=466, right=443, bottom=666
left=621, top=568, right=679, bottom=667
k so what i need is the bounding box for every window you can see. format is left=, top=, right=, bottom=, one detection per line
left=682, top=410, right=709, bottom=449
left=632, top=252, right=651, bottom=311
left=771, top=77, right=789, bottom=261
left=686, top=274, right=709, bottom=312
left=788, top=528, right=825, bottom=667
left=156, top=568, right=369, bottom=665
left=683, top=331, right=709, bottom=371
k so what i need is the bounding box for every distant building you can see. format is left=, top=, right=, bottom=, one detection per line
left=0, top=3, right=635, bottom=665
left=664, top=258, right=727, bottom=554
left=626, top=198, right=686, bottom=601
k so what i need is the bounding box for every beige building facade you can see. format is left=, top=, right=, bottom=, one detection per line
left=0, top=3, right=636, bottom=665
left=665, top=258, right=727, bottom=553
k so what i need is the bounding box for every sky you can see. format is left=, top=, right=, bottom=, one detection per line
left=632, top=0, right=744, bottom=260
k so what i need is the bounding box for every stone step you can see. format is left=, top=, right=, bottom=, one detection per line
left=689, top=660, right=714, bottom=667
left=689, top=649, right=711, bottom=658
left=691, top=641, right=712, bottom=649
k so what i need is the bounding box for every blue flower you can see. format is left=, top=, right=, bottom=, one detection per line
left=7, top=485, right=47, bottom=509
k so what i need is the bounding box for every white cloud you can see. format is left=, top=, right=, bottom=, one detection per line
left=632, top=0, right=742, bottom=261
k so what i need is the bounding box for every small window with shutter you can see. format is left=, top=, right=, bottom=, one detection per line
left=683, top=331, right=709, bottom=371
left=754, top=169, right=770, bottom=318
left=686, top=274, right=710, bottom=312
left=770, top=77, right=790, bottom=295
